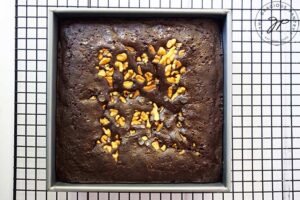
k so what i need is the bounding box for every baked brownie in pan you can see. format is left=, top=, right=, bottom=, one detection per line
left=56, top=17, right=223, bottom=183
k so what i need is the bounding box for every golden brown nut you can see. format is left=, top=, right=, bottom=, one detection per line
left=157, top=47, right=166, bottom=55
left=174, top=74, right=181, bottom=84
left=112, top=151, right=119, bottom=162
left=194, top=152, right=201, bottom=156
left=136, top=56, right=142, bottom=62
left=174, top=60, right=182, bottom=68
left=165, top=64, right=172, bottom=76
left=142, top=136, right=148, bottom=141
left=102, top=127, right=112, bottom=137
left=123, top=62, right=129, bottom=70
left=124, top=69, right=135, bottom=80
left=144, top=72, right=153, bottom=82
left=156, top=122, right=163, bottom=132
left=129, top=130, right=136, bottom=135
left=177, top=86, right=186, bottom=94
left=116, top=53, right=127, bottom=62
left=140, top=111, right=149, bottom=121
left=143, top=84, right=156, bottom=92
left=106, top=67, right=114, bottom=76
left=105, top=76, right=113, bottom=87
left=148, top=44, right=156, bottom=54
left=167, top=86, right=173, bottom=98
left=111, top=140, right=121, bottom=149
left=116, top=116, right=125, bottom=127
left=176, top=122, right=182, bottom=128
left=166, top=39, right=176, bottom=48
left=99, top=117, right=110, bottom=125
left=141, top=53, right=149, bottom=63
left=178, top=49, right=185, bottom=57
left=98, top=53, right=103, bottom=60
left=137, top=65, right=143, bottom=75
left=180, top=67, right=186, bottom=74
left=99, top=57, right=111, bottom=65
left=89, top=96, right=97, bottom=100
left=119, top=96, right=127, bottom=103
left=100, top=135, right=108, bottom=143
left=123, top=81, right=134, bottom=89
left=110, top=91, right=119, bottom=96
left=151, top=141, right=160, bottom=150
left=115, top=61, right=124, bottom=72
left=160, top=144, right=167, bottom=151
left=97, top=69, right=106, bottom=77
left=109, top=109, right=119, bottom=117
left=176, top=43, right=182, bottom=48
left=125, top=46, right=135, bottom=52
left=166, top=77, right=176, bottom=84
left=132, top=90, right=140, bottom=99
left=152, top=55, right=161, bottom=64
left=146, top=118, right=151, bottom=128
left=151, top=103, right=159, bottom=121
left=179, top=150, right=185, bottom=155
left=136, top=75, right=146, bottom=84
left=103, top=145, right=112, bottom=153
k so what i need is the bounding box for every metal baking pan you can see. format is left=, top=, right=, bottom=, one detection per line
left=47, top=8, right=232, bottom=192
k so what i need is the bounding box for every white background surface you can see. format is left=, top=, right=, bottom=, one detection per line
left=0, top=0, right=15, bottom=199
left=4, top=0, right=300, bottom=199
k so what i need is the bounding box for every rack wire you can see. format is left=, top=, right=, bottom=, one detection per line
left=14, top=0, right=300, bottom=199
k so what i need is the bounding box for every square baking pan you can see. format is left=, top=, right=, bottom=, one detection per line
left=47, top=8, right=232, bottom=192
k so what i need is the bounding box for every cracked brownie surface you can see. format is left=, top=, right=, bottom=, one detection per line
left=56, top=18, right=223, bottom=183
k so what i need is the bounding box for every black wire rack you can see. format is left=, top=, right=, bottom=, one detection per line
left=14, top=0, right=300, bottom=199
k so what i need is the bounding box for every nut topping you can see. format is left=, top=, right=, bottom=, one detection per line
left=100, top=135, right=108, bottom=143
left=144, top=72, right=153, bottom=82
left=152, top=55, right=161, bottom=63
left=142, top=136, right=148, bottom=141
left=109, top=109, right=119, bottom=117
left=165, top=64, right=172, bottom=76
left=99, top=57, right=111, bottom=65
left=157, top=47, right=166, bottom=55
left=160, top=144, right=167, bottom=151
left=143, top=84, right=156, bottom=92
left=141, top=53, right=148, bottom=63
left=94, top=42, right=193, bottom=158
left=178, top=49, right=185, bottom=57
left=151, top=103, right=159, bottom=121
left=137, top=65, right=143, bottom=75
left=156, top=122, right=163, bottom=132
left=123, top=81, right=134, bottom=89
left=116, top=53, right=127, bottom=62
left=102, top=127, right=112, bottom=137
left=166, top=39, right=176, bottom=48
left=100, top=117, right=110, bottom=126
left=125, top=46, right=135, bottom=52
left=148, top=44, right=156, bottom=54
left=116, top=116, right=125, bottom=127
left=103, top=145, right=112, bottom=153
left=178, top=150, right=185, bottom=155
left=97, top=69, right=106, bottom=77
left=136, top=75, right=145, bottom=84
left=151, top=141, right=160, bottom=150
left=167, top=86, right=173, bottom=98
left=112, top=151, right=119, bottom=162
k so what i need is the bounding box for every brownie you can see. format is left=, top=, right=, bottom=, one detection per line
left=55, top=18, right=223, bottom=183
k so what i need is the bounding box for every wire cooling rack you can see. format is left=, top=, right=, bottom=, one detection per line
left=14, top=0, right=300, bottom=199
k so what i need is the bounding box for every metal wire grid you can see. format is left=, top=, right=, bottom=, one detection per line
left=14, top=0, right=300, bottom=199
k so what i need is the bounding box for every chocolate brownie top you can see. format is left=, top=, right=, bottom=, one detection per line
left=56, top=18, right=223, bottom=183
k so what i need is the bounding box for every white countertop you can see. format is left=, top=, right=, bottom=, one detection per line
left=0, top=1, right=15, bottom=199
